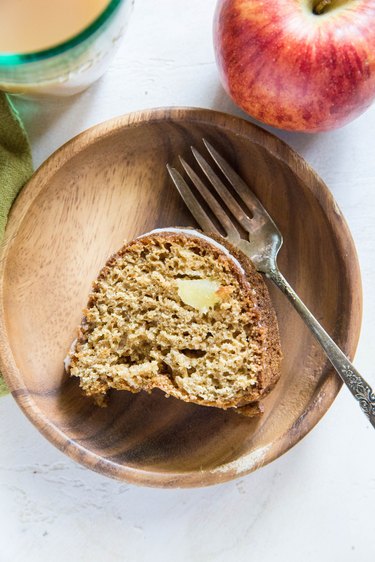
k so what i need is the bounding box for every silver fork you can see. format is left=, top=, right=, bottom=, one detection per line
left=167, top=139, right=375, bottom=428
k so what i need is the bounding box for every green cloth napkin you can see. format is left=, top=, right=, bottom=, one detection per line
left=0, top=92, right=33, bottom=397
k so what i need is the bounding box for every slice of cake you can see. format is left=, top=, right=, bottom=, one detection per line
left=66, top=228, right=282, bottom=415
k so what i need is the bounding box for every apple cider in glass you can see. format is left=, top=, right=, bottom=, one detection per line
left=0, top=0, right=133, bottom=96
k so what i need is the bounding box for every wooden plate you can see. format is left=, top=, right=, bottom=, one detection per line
left=0, top=108, right=362, bottom=487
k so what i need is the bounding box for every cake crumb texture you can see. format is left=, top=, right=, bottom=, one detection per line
left=68, top=231, right=281, bottom=412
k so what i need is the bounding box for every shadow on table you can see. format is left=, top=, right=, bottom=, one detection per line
left=9, top=84, right=99, bottom=158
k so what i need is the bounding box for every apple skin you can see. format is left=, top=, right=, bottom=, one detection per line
left=214, top=0, right=375, bottom=132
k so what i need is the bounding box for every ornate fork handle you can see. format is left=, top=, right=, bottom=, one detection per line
left=268, top=268, right=375, bottom=428
left=168, top=142, right=373, bottom=428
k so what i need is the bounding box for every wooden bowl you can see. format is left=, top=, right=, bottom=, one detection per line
left=0, top=108, right=362, bottom=487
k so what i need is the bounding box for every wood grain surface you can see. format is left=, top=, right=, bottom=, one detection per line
left=0, top=107, right=362, bottom=487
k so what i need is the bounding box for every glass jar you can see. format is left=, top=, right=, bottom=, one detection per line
left=0, top=0, right=134, bottom=96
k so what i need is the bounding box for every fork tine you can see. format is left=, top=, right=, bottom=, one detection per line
left=191, top=147, right=254, bottom=233
left=202, top=139, right=270, bottom=220
left=166, top=165, right=220, bottom=235
left=179, top=157, right=240, bottom=241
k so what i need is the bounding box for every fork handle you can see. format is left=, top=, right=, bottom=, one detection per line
left=268, top=268, right=375, bottom=428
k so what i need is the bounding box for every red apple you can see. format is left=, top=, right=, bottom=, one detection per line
left=214, top=0, right=375, bottom=132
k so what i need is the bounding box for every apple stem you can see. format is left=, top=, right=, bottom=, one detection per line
left=313, top=0, right=332, bottom=14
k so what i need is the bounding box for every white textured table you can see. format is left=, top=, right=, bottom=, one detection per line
left=2, top=1, right=375, bottom=561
